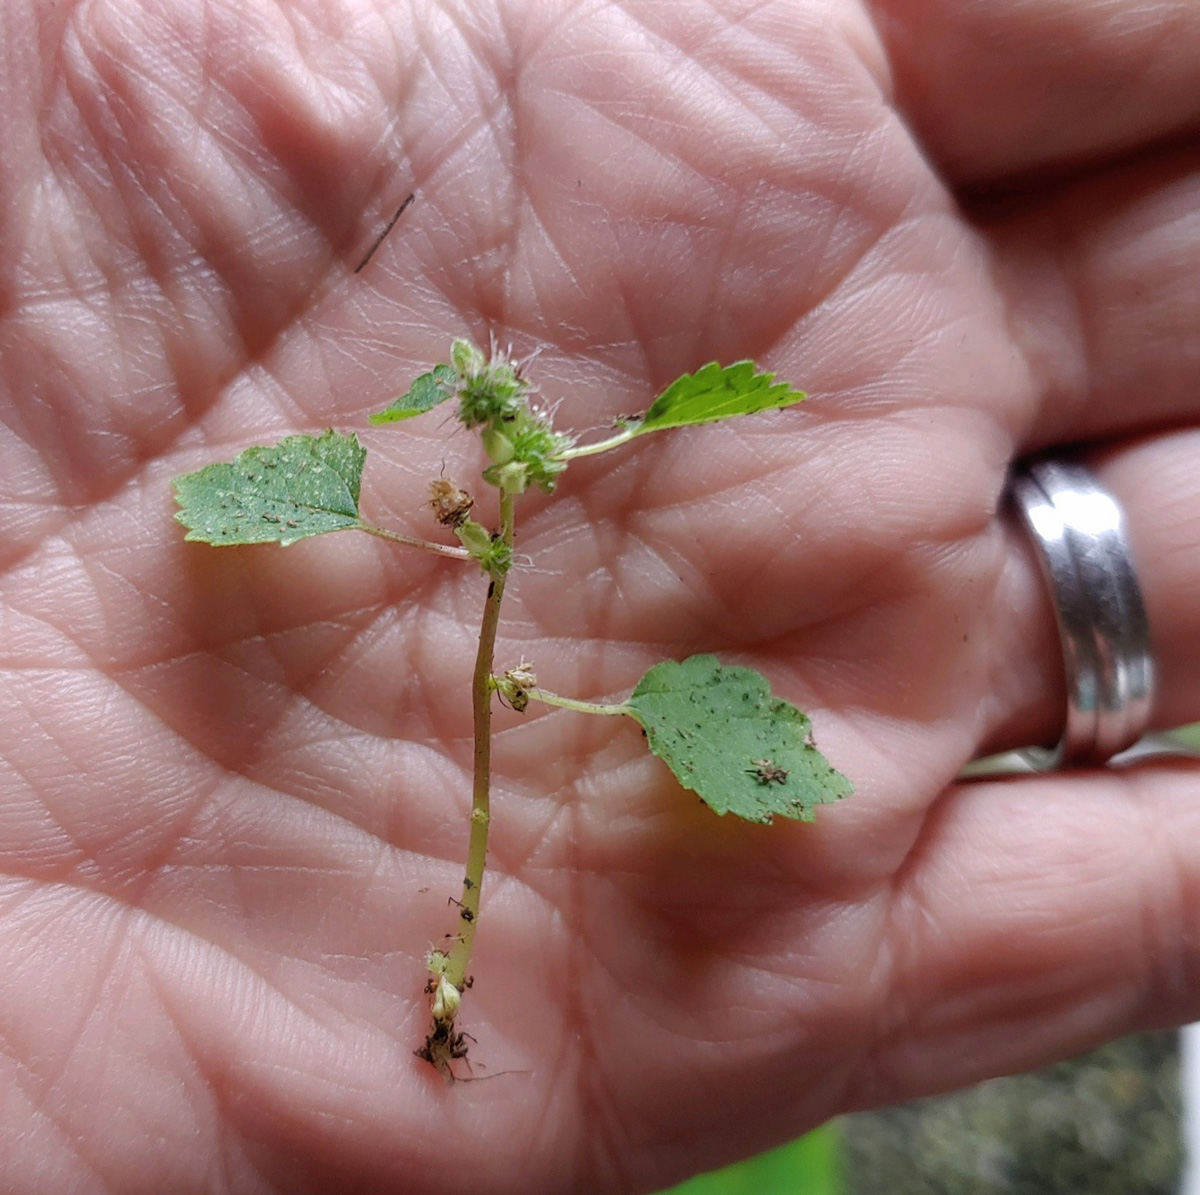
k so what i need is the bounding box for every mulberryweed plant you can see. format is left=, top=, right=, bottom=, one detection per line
left=173, top=342, right=853, bottom=1076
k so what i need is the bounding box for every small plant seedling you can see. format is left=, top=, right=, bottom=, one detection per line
left=173, top=343, right=853, bottom=1075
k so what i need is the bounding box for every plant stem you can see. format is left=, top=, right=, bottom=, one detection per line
left=442, top=490, right=516, bottom=992
left=553, top=425, right=639, bottom=461
left=357, top=519, right=472, bottom=561
left=526, top=687, right=629, bottom=717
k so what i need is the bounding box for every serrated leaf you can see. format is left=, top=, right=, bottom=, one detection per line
left=173, top=430, right=366, bottom=547
left=633, top=361, right=805, bottom=435
left=625, top=654, right=851, bottom=823
left=369, top=364, right=457, bottom=424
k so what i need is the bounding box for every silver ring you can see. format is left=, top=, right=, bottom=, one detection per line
left=1010, top=459, right=1154, bottom=768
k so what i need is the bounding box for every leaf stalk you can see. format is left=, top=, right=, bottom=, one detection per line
left=524, top=687, right=630, bottom=717
left=553, top=426, right=639, bottom=461
left=357, top=519, right=472, bottom=560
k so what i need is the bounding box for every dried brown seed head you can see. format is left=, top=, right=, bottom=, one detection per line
left=429, top=478, right=474, bottom=528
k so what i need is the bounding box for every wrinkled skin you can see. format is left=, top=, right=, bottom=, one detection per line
left=2, top=1, right=1200, bottom=1191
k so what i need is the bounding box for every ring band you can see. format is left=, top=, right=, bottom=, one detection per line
left=1010, top=459, right=1154, bottom=768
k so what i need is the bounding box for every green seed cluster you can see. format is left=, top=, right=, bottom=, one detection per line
left=450, top=339, right=573, bottom=493
left=452, top=339, right=523, bottom=427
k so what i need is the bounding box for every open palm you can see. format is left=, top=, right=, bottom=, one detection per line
left=3, top=1, right=1200, bottom=1191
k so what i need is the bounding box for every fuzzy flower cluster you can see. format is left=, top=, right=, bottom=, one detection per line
left=449, top=339, right=573, bottom=494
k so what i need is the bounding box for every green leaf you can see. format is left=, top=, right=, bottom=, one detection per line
left=369, top=364, right=457, bottom=424
left=633, top=361, right=806, bottom=434
left=173, top=430, right=366, bottom=547
left=625, top=654, right=851, bottom=823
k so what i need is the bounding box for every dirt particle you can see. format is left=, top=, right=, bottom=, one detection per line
left=748, top=758, right=788, bottom=785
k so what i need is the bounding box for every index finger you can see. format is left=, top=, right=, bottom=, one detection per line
left=869, top=0, right=1200, bottom=185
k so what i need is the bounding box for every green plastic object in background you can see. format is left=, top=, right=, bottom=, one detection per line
left=654, top=1124, right=844, bottom=1195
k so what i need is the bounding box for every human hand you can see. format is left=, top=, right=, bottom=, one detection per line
left=2, top=0, right=1199, bottom=1191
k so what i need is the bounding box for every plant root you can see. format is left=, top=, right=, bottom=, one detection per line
left=416, top=1017, right=473, bottom=1079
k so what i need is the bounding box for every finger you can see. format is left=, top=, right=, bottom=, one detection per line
left=980, top=426, right=1200, bottom=757
left=851, top=759, right=1200, bottom=1108
left=867, top=0, right=1200, bottom=184
left=989, top=143, right=1200, bottom=449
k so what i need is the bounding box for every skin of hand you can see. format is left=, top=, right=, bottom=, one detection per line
left=2, top=0, right=1200, bottom=1191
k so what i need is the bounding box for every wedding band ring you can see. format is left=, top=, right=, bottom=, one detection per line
left=1010, top=459, right=1154, bottom=768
